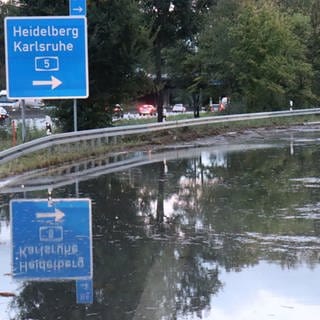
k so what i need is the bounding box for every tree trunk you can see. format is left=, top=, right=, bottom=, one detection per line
left=155, top=41, right=164, bottom=122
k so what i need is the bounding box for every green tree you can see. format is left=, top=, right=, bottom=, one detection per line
left=199, top=0, right=315, bottom=112
left=139, top=0, right=216, bottom=121
left=18, top=0, right=68, bottom=15
left=166, top=42, right=207, bottom=116
left=309, top=0, right=320, bottom=98
left=0, top=1, right=20, bottom=88
left=274, top=0, right=313, bottom=14
left=10, top=0, right=152, bottom=131
left=87, top=0, right=152, bottom=104
left=62, top=0, right=153, bottom=131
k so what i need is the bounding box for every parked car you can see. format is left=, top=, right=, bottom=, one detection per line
left=25, top=99, right=45, bottom=109
left=137, top=104, right=157, bottom=116
left=172, top=103, right=186, bottom=112
left=113, top=104, right=124, bottom=118
left=105, top=104, right=124, bottom=118
left=0, top=95, right=20, bottom=111
left=1, top=89, right=44, bottom=110
left=211, top=103, right=226, bottom=112
left=0, top=106, right=9, bottom=120
left=42, top=105, right=58, bottom=111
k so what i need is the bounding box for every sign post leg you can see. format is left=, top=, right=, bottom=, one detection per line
left=21, top=99, right=26, bottom=142
left=73, top=98, right=78, bottom=132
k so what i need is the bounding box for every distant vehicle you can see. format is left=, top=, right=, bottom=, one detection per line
left=210, top=102, right=228, bottom=112
left=0, top=89, right=44, bottom=109
left=0, top=106, right=9, bottom=121
left=210, top=104, right=221, bottom=112
left=105, top=104, right=124, bottom=118
left=137, top=104, right=157, bottom=116
left=172, top=103, right=186, bottom=112
left=0, top=95, right=20, bottom=111
left=25, top=98, right=45, bottom=109
left=42, top=105, right=58, bottom=112
left=113, top=104, right=124, bottom=118
left=221, top=96, right=229, bottom=106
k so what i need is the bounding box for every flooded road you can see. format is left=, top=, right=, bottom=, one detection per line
left=1, top=126, right=320, bottom=319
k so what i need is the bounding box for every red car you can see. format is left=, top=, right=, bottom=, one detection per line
left=137, top=104, right=157, bottom=116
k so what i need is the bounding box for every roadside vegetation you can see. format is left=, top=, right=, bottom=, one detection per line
left=0, top=0, right=320, bottom=175
left=0, top=113, right=319, bottom=179
left=1, top=0, right=320, bottom=132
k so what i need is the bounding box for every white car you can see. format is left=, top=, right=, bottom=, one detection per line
left=172, top=103, right=186, bottom=112
left=0, top=95, right=20, bottom=111
left=0, top=106, right=9, bottom=120
left=0, top=90, right=43, bottom=110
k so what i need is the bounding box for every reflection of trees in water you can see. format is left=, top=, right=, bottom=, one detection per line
left=10, top=163, right=222, bottom=320
left=12, top=281, right=85, bottom=320
left=167, top=148, right=320, bottom=270
left=10, top=143, right=320, bottom=319
left=156, top=161, right=165, bottom=224
left=133, top=244, right=222, bottom=320
left=0, top=194, right=12, bottom=222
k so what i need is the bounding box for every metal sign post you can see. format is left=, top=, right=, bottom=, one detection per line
left=69, top=0, right=86, bottom=132
left=21, top=99, right=26, bottom=142
left=73, top=98, right=78, bottom=131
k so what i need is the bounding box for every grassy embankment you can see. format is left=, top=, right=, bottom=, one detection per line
left=0, top=112, right=319, bottom=178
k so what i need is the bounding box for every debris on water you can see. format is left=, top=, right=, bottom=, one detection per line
left=0, top=292, right=16, bottom=297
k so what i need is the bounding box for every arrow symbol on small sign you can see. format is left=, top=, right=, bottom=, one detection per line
left=36, top=209, right=65, bottom=222
left=73, top=6, right=83, bottom=13
left=32, top=76, right=62, bottom=90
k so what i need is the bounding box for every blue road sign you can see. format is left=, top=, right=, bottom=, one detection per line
left=10, top=198, right=92, bottom=280
left=70, top=0, right=87, bottom=16
left=76, top=279, right=93, bottom=304
left=5, top=16, right=88, bottom=99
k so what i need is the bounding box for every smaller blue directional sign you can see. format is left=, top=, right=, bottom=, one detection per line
left=70, top=0, right=87, bottom=16
left=10, top=199, right=92, bottom=280
left=76, top=279, right=93, bottom=304
left=5, top=16, right=88, bottom=99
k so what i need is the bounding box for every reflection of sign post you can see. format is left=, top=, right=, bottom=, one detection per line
left=76, top=279, right=93, bottom=304
left=10, top=199, right=92, bottom=280
left=5, top=16, right=88, bottom=99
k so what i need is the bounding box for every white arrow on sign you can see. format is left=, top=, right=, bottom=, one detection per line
left=73, top=6, right=84, bottom=13
left=36, top=209, right=65, bottom=222
left=32, top=76, right=62, bottom=90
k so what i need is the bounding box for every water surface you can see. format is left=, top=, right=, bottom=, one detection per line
left=1, top=126, right=320, bottom=319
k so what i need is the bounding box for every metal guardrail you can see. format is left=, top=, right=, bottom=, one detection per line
left=1, top=108, right=320, bottom=165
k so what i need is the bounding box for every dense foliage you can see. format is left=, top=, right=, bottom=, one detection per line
left=198, top=0, right=315, bottom=111
left=1, top=0, right=320, bottom=129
